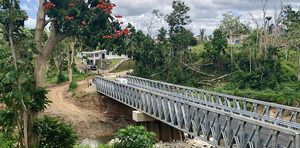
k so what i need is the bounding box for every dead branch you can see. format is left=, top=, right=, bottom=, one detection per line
left=197, top=81, right=213, bottom=86
left=172, top=55, right=215, bottom=77
left=200, top=73, right=230, bottom=82
left=150, top=69, right=167, bottom=77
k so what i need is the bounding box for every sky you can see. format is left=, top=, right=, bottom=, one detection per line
left=21, top=0, right=300, bottom=36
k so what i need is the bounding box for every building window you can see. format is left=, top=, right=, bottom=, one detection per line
left=112, top=52, right=115, bottom=55
left=95, top=53, right=99, bottom=57
left=106, top=52, right=109, bottom=55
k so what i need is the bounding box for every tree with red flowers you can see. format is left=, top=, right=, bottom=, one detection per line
left=34, top=0, right=127, bottom=88
left=32, top=0, right=128, bottom=145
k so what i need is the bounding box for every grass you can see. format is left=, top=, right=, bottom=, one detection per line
left=107, top=58, right=123, bottom=69
left=111, top=60, right=135, bottom=73
left=45, top=69, right=94, bottom=84
left=191, top=44, right=204, bottom=54
left=209, top=82, right=300, bottom=107
left=74, top=57, right=82, bottom=63
left=191, top=43, right=242, bottom=54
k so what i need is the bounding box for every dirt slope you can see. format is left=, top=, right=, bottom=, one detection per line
left=44, top=75, right=133, bottom=139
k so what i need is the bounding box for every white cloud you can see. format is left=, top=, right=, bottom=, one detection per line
left=21, top=0, right=300, bottom=36
left=27, top=0, right=31, bottom=2
left=21, top=4, right=34, bottom=11
left=111, top=0, right=300, bottom=36
left=25, top=17, right=36, bottom=28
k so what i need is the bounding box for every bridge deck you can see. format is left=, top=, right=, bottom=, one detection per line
left=96, top=76, right=300, bottom=148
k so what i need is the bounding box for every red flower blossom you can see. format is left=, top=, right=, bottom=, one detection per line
left=69, top=3, right=74, bottom=7
left=102, top=36, right=107, bottom=39
left=44, top=2, right=56, bottom=10
left=82, top=21, right=86, bottom=25
left=115, top=15, right=122, bottom=18
left=107, top=35, right=112, bottom=38
left=95, top=1, right=114, bottom=13
left=120, top=22, right=124, bottom=24
left=65, top=16, right=74, bottom=20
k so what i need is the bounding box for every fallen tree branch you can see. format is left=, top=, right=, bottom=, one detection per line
left=171, top=55, right=215, bottom=77
left=150, top=69, right=167, bottom=77
left=197, top=81, right=213, bottom=86
left=200, top=73, right=230, bottom=83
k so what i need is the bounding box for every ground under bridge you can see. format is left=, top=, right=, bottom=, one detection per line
left=96, top=75, right=300, bottom=148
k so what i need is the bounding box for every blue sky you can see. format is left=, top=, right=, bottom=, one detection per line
left=20, top=0, right=39, bottom=28
left=21, top=0, right=300, bottom=35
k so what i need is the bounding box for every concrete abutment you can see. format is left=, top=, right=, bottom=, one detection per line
left=133, top=110, right=184, bottom=142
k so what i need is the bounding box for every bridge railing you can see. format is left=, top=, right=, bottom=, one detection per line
left=96, top=76, right=300, bottom=148
left=125, top=75, right=300, bottom=127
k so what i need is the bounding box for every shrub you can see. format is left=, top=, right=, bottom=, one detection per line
left=33, top=116, right=79, bottom=148
left=69, top=81, right=78, bottom=92
left=57, top=73, right=66, bottom=83
left=115, top=125, right=156, bottom=148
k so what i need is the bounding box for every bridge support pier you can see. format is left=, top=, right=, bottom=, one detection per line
left=132, top=111, right=183, bottom=142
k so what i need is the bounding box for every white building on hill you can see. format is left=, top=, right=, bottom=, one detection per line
left=76, top=50, right=127, bottom=66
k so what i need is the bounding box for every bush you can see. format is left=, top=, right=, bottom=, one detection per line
left=69, top=81, right=78, bottom=91
left=0, top=133, right=16, bottom=148
left=33, top=116, right=79, bottom=148
left=115, top=125, right=156, bottom=148
left=57, top=73, right=66, bottom=83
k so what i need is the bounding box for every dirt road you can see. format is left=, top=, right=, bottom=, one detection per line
left=44, top=74, right=133, bottom=139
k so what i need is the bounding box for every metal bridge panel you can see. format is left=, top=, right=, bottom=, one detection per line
left=97, top=76, right=300, bottom=148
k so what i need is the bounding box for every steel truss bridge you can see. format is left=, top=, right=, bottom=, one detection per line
left=96, top=75, right=300, bottom=148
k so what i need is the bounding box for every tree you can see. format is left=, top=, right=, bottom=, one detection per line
left=283, top=5, right=300, bottom=81
left=199, top=28, right=206, bottom=44
left=219, top=11, right=251, bottom=34
left=0, top=1, right=30, bottom=147
left=67, top=37, right=77, bottom=82
left=204, top=29, right=228, bottom=66
left=29, top=0, right=127, bottom=145
left=219, top=11, right=251, bottom=61
left=34, top=0, right=123, bottom=87
left=166, top=0, right=191, bottom=34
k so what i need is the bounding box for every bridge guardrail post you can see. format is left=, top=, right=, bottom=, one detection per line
left=296, top=133, right=300, bottom=148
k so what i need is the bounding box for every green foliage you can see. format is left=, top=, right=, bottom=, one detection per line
left=166, top=0, right=191, bottom=34
left=115, top=125, right=156, bottom=148
left=0, top=109, right=17, bottom=148
left=213, top=83, right=300, bottom=106
left=33, top=116, right=79, bottom=148
left=46, top=67, right=93, bottom=84
left=45, top=0, right=125, bottom=49
left=0, top=0, right=28, bottom=33
left=219, top=11, right=251, bottom=34
left=0, top=132, right=17, bottom=148
left=57, top=72, right=66, bottom=83
left=69, top=81, right=78, bottom=92
left=203, top=29, right=228, bottom=62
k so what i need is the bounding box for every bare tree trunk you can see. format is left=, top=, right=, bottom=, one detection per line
left=230, top=30, right=233, bottom=63
left=298, top=54, right=300, bottom=81
left=54, top=50, right=62, bottom=75
left=261, top=0, right=268, bottom=59
left=68, top=38, right=76, bottom=82
left=34, top=55, right=47, bottom=87
left=250, top=48, right=252, bottom=74
left=285, top=45, right=288, bottom=61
